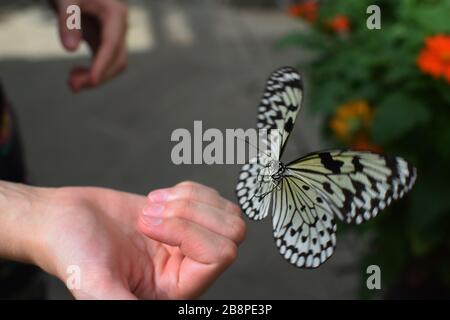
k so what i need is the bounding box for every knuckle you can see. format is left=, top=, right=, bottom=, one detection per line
left=209, top=187, right=220, bottom=196
left=178, top=181, right=199, bottom=199
left=176, top=218, right=190, bottom=237
left=219, top=241, right=238, bottom=265
left=227, top=201, right=242, bottom=215
left=177, top=180, right=196, bottom=188
left=231, top=217, right=247, bottom=243
left=171, top=198, right=193, bottom=217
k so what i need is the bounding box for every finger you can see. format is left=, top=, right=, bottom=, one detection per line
left=148, top=182, right=241, bottom=215
left=143, top=200, right=246, bottom=244
left=56, top=0, right=82, bottom=51
left=175, top=181, right=242, bottom=215
left=69, top=44, right=127, bottom=92
left=139, top=215, right=238, bottom=298
left=138, top=216, right=237, bottom=266
left=98, top=45, right=128, bottom=83
left=68, top=66, right=91, bottom=92
left=176, top=181, right=218, bottom=195
left=89, top=4, right=127, bottom=85
left=69, top=46, right=126, bottom=92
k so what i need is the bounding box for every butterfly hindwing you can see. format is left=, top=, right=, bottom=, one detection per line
left=272, top=176, right=336, bottom=268
left=286, top=150, right=417, bottom=224
left=236, top=157, right=273, bottom=221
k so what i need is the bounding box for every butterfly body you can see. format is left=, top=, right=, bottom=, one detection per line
left=236, top=67, right=417, bottom=269
left=260, top=160, right=285, bottom=182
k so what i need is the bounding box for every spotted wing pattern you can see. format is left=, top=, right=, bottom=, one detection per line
left=256, top=66, right=303, bottom=159
left=236, top=67, right=418, bottom=269
left=236, top=156, right=273, bottom=221
left=286, top=150, right=417, bottom=224
left=237, top=67, right=303, bottom=221
left=271, top=176, right=337, bottom=268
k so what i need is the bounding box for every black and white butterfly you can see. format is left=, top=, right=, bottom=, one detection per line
left=236, top=67, right=417, bottom=268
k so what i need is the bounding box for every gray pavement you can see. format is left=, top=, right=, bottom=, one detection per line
left=0, top=0, right=363, bottom=299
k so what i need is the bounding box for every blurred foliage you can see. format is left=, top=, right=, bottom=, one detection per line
left=280, top=0, right=450, bottom=298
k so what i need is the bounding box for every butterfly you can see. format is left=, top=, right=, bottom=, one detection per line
left=236, top=67, right=417, bottom=268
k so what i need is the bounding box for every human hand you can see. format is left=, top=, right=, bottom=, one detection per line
left=138, top=181, right=246, bottom=299
left=32, top=182, right=245, bottom=299
left=53, top=0, right=128, bottom=92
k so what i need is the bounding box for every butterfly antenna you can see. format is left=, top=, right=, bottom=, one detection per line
left=235, top=135, right=273, bottom=162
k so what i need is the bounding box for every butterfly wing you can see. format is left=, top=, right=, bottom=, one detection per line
left=237, top=67, right=417, bottom=268
left=236, top=157, right=273, bottom=220
left=272, top=176, right=337, bottom=268
left=286, top=150, right=417, bottom=224
left=236, top=67, right=304, bottom=221
left=256, top=66, right=304, bottom=159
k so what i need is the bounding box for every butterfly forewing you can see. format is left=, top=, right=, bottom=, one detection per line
left=237, top=67, right=304, bottom=221
left=256, top=67, right=304, bottom=158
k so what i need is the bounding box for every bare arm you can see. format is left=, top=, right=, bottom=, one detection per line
left=0, top=180, right=245, bottom=299
left=0, top=181, right=47, bottom=265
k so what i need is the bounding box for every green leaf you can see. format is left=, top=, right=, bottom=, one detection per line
left=371, top=94, right=431, bottom=144
left=436, top=81, right=450, bottom=106
left=309, top=80, right=349, bottom=115
left=410, top=227, right=445, bottom=257
left=432, top=122, right=450, bottom=159
left=410, top=178, right=450, bottom=231
left=412, top=2, right=450, bottom=33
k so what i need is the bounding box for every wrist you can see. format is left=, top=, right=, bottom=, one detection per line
left=24, top=185, right=61, bottom=276
left=27, top=186, right=101, bottom=279
left=0, top=182, right=53, bottom=267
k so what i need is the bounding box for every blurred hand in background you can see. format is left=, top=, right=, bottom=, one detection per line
left=53, top=0, right=128, bottom=92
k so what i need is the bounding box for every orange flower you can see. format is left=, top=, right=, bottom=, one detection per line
left=330, top=100, right=382, bottom=151
left=329, top=100, right=373, bottom=143
left=417, top=34, right=450, bottom=83
left=326, top=15, right=350, bottom=33
left=288, top=1, right=318, bottom=23
left=329, top=118, right=349, bottom=141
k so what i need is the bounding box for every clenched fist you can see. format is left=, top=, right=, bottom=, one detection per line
left=138, top=181, right=246, bottom=298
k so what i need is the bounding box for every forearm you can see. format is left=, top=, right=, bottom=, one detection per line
left=0, top=181, right=49, bottom=266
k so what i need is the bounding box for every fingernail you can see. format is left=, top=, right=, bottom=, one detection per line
left=147, top=190, right=168, bottom=203
left=142, top=215, right=163, bottom=226
left=143, top=203, right=165, bottom=217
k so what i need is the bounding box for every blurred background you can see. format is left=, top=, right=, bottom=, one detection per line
left=0, top=0, right=449, bottom=299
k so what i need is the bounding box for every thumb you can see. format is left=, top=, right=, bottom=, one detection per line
left=56, top=0, right=82, bottom=51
